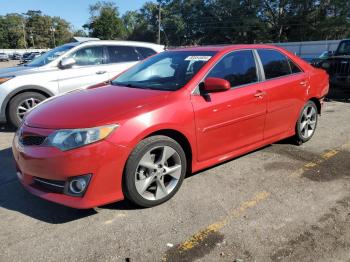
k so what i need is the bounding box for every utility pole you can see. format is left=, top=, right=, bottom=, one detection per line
left=22, top=22, right=27, bottom=49
left=50, top=26, right=56, bottom=47
left=157, top=3, right=161, bottom=45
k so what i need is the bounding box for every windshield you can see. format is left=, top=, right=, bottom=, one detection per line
left=336, top=41, right=350, bottom=56
left=26, top=44, right=76, bottom=67
left=112, top=51, right=217, bottom=91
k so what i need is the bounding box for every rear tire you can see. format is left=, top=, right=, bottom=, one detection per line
left=123, top=135, right=187, bottom=208
left=8, top=92, right=46, bottom=128
left=294, top=101, right=318, bottom=145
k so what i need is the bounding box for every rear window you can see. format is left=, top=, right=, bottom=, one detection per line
left=135, top=47, right=157, bottom=59
left=258, top=49, right=291, bottom=79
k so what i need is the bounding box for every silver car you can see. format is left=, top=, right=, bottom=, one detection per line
left=0, top=53, right=9, bottom=62
left=0, top=40, right=164, bottom=127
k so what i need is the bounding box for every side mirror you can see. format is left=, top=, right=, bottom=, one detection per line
left=60, top=57, right=76, bottom=69
left=202, top=77, right=231, bottom=92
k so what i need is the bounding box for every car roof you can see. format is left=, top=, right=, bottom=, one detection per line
left=172, top=44, right=285, bottom=52
left=75, top=40, right=165, bottom=50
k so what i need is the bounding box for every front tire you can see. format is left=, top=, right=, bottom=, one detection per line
left=123, top=135, right=187, bottom=208
left=295, top=101, right=318, bottom=144
left=8, top=92, right=46, bottom=128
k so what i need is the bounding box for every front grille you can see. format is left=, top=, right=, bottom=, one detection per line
left=329, top=60, right=350, bottom=76
left=33, top=177, right=65, bottom=193
left=20, top=135, right=46, bottom=146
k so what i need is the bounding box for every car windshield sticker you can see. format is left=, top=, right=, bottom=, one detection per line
left=185, top=56, right=212, bottom=61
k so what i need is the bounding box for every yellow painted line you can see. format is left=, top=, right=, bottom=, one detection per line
left=177, top=191, right=270, bottom=252
left=290, top=141, right=350, bottom=177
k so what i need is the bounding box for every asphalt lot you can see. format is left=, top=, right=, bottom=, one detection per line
left=1, top=61, right=350, bottom=262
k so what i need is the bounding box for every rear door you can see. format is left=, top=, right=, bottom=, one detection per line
left=105, top=45, right=142, bottom=79
left=58, top=45, right=110, bottom=93
left=191, top=50, right=267, bottom=162
left=256, top=49, right=308, bottom=139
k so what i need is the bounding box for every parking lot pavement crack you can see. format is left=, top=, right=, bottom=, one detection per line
left=162, top=191, right=270, bottom=262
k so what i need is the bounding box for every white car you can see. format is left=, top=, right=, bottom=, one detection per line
left=0, top=40, right=164, bottom=127
left=0, top=53, right=10, bottom=62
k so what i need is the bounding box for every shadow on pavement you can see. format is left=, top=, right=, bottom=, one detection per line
left=0, top=147, right=98, bottom=224
left=0, top=124, right=16, bottom=133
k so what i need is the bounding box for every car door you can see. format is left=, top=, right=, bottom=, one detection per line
left=191, top=50, right=267, bottom=162
left=104, top=45, right=141, bottom=80
left=256, top=49, right=308, bottom=139
left=58, top=45, right=111, bottom=93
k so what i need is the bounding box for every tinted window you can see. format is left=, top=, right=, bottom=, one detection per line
left=289, top=59, right=302, bottom=74
left=207, top=50, right=258, bottom=87
left=70, top=46, right=104, bottom=66
left=135, top=47, right=157, bottom=59
left=258, top=49, right=291, bottom=79
left=107, top=46, right=140, bottom=63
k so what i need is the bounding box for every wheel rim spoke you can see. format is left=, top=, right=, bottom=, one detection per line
left=159, top=146, right=176, bottom=165
left=139, top=151, right=157, bottom=170
left=155, top=178, right=167, bottom=200
left=135, top=176, right=154, bottom=195
left=164, top=164, right=181, bottom=179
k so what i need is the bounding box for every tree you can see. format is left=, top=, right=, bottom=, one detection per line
left=85, top=1, right=126, bottom=40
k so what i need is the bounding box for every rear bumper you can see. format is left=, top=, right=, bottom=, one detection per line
left=12, top=126, right=130, bottom=209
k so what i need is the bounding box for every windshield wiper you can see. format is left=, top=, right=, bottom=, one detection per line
left=112, top=82, right=144, bottom=88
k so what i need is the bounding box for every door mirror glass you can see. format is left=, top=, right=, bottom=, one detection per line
left=203, top=77, right=231, bottom=92
left=60, top=57, right=76, bottom=68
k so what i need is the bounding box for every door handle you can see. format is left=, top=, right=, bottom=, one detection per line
left=96, top=71, right=107, bottom=75
left=254, top=90, right=266, bottom=99
left=300, top=80, right=308, bottom=87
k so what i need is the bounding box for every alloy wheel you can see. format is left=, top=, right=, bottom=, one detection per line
left=299, top=105, right=317, bottom=139
left=16, top=98, right=41, bottom=120
left=135, top=145, right=182, bottom=201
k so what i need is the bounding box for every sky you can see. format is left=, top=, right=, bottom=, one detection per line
left=0, top=0, right=155, bottom=30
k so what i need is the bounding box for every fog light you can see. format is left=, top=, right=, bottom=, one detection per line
left=69, top=178, right=87, bottom=194
left=64, top=174, right=91, bottom=197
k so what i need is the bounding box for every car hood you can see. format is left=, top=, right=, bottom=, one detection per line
left=25, top=85, right=171, bottom=129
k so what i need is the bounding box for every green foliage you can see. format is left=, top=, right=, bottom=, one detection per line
left=0, top=10, right=72, bottom=49
left=84, top=1, right=126, bottom=40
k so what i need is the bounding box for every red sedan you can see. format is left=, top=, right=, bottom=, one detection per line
left=12, top=45, right=329, bottom=208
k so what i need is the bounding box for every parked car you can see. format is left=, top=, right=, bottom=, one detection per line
left=12, top=45, right=329, bottom=209
left=11, top=52, right=22, bottom=60
left=312, top=39, right=350, bottom=88
left=0, top=40, right=164, bottom=127
left=19, top=52, right=41, bottom=64
left=0, top=53, right=9, bottom=61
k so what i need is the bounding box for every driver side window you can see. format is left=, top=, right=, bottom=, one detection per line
left=207, top=50, right=258, bottom=87
left=69, top=46, right=104, bottom=66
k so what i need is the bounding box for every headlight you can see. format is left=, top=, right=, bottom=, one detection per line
left=321, top=62, right=330, bottom=69
left=45, top=124, right=118, bottom=151
left=0, top=76, right=14, bottom=84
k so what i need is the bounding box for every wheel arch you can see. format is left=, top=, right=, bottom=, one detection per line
left=309, top=97, right=322, bottom=114
left=145, top=129, right=193, bottom=174
left=3, top=86, right=54, bottom=120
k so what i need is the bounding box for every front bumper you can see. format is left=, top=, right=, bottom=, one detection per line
left=330, top=75, right=350, bottom=88
left=12, top=125, right=130, bottom=209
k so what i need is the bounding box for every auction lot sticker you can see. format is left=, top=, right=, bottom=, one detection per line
left=185, top=56, right=212, bottom=61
